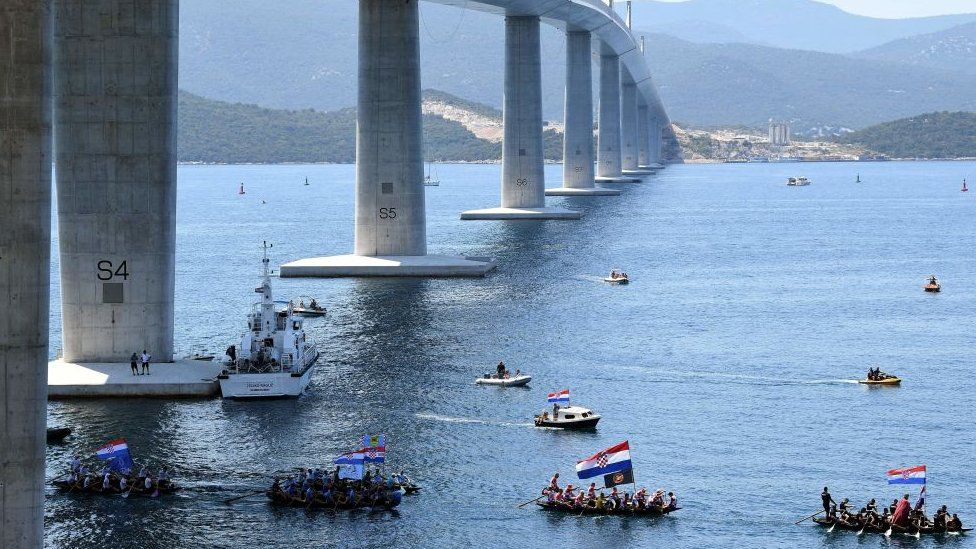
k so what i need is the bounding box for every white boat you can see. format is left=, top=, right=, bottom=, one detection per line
left=787, top=176, right=811, bottom=186
left=604, top=269, right=629, bottom=284
left=218, top=242, right=319, bottom=399
left=534, top=405, right=601, bottom=429
left=475, top=374, right=532, bottom=387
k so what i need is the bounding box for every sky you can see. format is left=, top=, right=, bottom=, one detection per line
left=645, top=0, right=976, bottom=19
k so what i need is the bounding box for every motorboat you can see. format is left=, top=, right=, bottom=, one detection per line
left=858, top=376, right=901, bottom=386
left=787, top=177, right=811, bottom=186
left=535, top=405, right=601, bottom=429
left=475, top=374, right=532, bottom=387
left=924, top=276, right=941, bottom=293
left=604, top=269, right=629, bottom=284
left=218, top=242, right=319, bottom=398
left=292, top=296, right=327, bottom=317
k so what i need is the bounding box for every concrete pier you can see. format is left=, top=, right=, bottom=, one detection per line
left=55, top=0, right=179, bottom=363
left=1, top=1, right=51, bottom=545
left=620, top=79, right=639, bottom=172
left=47, top=359, right=222, bottom=398
left=637, top=102, right=651, bottom=168
left=596, top=49, right=637, bottom=183
left=463, top=16, right=580, bottom=220
left=546, top=30, right=620, bottom=198
left=282, top=0, right=494, bottom=276
left=649, top=116, right=664, bottom=166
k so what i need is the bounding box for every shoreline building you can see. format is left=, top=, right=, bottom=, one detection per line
left=768, top=120, right=791, bottom=146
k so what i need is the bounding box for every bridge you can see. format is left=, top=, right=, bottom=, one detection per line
left=0, top=0, right=669, bottom=545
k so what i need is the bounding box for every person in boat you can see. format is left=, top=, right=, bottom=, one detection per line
left=947, top=514, right=963, bottom=531
left=69, top=455, right=81, bottom=473
left=866, top=498, right=877, bottom=514
left=548, top=472, right=560, bottom=493
left=667, top=491, right=678, bottom=511
left=299, top=300, right=305, bottom=308
left=552, top=402, right=559, bottom=419
left=514, top=368, right=521, bottom=378
left=892, top=494, right=912, bottom=527
left=933, top=506, right=948, bottom=529
left=587, top=483, right=597, bottom=500
left=496, top=361, right=506, bottom=378
left=572, top=490, right=585, bottom=508
left=594, top=491, right=606, bottom=510
left=608, top=487, right=621, bottom=510
left=821, top=487, right=836, bottom=518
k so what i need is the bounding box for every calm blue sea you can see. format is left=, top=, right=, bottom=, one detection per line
left=46, top=161, right=976, bottom=548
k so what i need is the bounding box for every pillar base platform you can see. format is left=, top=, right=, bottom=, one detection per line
left=279, top=254, right=496, bottom=277
left=596, top=176, right=642, bottom=183
left=545, top=186, right=621, bottom=196
left=640, top=163, right=665, bottom=170
left=623, top=169, right=655, bottom=176
left=460, top=206, right=582, bottom=220
left=48, top=359, right=222, bottom=398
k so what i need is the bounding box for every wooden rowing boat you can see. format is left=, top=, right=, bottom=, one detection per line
left=266, top=489, right=401, bottom=510
left=813, top=517, right=971, bottom=535
left=536, top=501, right=679, bottom=517
left=52, top=479, right=178, bottom=496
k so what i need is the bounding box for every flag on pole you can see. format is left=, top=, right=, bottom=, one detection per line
left=94, top=439, right=134, bottom=472
left=575, top=441, right=633, bottom=480
left=362, top=434, right=386, bottom=449
left=361, top=434, right=387, bottom=463
left=887, top=465, right=926, bottom=485
left=547, top=390, right=570, bottom=404
left=335, top=451, right=365, bottom=480
left=603, top=469, right=635, bottom=488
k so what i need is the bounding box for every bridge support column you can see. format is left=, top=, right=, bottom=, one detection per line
left=462, top=16, right=580, bottom=219
left=1, top=1, right=51, bottom=546
left=649, top=116, right=665, bottom=167
left=55, top=0, right=178, bottom=363
left=546, top=30, right=619, bottom=197
left=282, top=0, right=494, bottom=275
left=620, top=79, right=640, bottom=173
left=637, top=102, right=650, bottom=168
left=596, top=50, right=636, bottom=183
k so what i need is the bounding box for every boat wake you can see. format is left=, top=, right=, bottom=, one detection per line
left=602, top=365, right=861, bottom=386
left=415, top=413, right=533, bottom=428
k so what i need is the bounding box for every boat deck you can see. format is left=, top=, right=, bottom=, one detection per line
left=48, top=359, right=222, bottom=398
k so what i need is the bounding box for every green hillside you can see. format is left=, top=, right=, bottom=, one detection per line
left=178, top=91, right=506, bottom=164
left=836, top=111, right=976, bottom=159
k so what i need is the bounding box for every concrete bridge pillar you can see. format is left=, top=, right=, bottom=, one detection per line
left=1, top=1, right=52, bottom=546
left=621, top=79, right=639, bottom=172
left=281, top=0, right=495, bottom=274
left=596, top=49, right=635, bottom=183
left=54, top=0, right=178, bottom=363
left=649, top=116, right=664, bottom=166
left=461, top=16, right=580, bottom=219
left=546, top=30, right=619, bottom=197
left=637, top=102, right=650, bottom=168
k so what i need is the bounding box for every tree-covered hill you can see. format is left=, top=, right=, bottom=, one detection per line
left=835, top=111, right=976, bottom=159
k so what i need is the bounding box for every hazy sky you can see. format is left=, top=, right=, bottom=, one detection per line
left=647, top=0, right=976, bottom=19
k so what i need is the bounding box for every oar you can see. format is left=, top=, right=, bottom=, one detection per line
left=795, top=510, right=824, bottom=525
left=223, top=489, right=266, bottom=505
left=517, top=494, right=546, bottom=509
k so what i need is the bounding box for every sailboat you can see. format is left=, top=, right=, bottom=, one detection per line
left=304, top=177, right=310, bottom=186
left=238, top=182, right=246, bottom=195
left=856, top=173, right=861, bottom=183
left=424, top=161, right=440, bottom=187
left=963, top=179, right=969, bottom=192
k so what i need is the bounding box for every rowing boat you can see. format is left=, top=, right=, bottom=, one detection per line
left=858, top=377, right=901, bottom=385
left=52, top=479, right=178, bottom=496
left=267, top=488, right=401, bottom=510
left=536, top=501, right=679, bottom=517
left=813, top=517, right=970, bottom=535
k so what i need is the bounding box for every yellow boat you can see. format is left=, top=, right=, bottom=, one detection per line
left=858, top=377, right=902, bottom=385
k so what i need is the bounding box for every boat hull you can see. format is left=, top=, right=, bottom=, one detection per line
left=536, top=502, right=678, bottom=517
left=475, top=375, right=531, bottom=387
left=858, top=377, right=901, bottom=385
left=535, top=416, right=601, bottom=429
left=813, top=517, right=970, bottom=535
left=604, top=277, right=629, bottom=284
left=219, top=363, right=314, bottom=399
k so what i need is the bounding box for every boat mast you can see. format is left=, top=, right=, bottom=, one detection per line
left=259, top=241, right=275, bottom=334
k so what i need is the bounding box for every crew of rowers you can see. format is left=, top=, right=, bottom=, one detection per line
left=821, top=487, right=964, bottom=532
left=269, top=467, right=411, bottom=509
left=865, top=367, right=896, bottom=381
left=63, top=455, right=172, bottom=496
left=542, top=473, right=677, bottom=512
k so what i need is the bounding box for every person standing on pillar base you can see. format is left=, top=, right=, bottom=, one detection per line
left=131, top=352, right=139, bottom=376
left=141, top=350, right=151, bottom=375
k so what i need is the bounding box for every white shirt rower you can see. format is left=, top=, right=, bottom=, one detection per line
left=120, top=477, right=128, bottom=490
left=144, top=477, right=152, bottom=489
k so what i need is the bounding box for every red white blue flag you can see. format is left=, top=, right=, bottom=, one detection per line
left=887, top=465, right=926, bottom=485
left=547, top=390, right=570, bottom=404
left=94, top=438, right=134, bottom=471
left=576, top=441, right=633, bottom=480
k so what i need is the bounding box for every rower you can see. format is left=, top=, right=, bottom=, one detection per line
left=947, top=514, right=963, bottom=531
left=821, top=487, right=836, bottom=518
left=548, top=472, right=560, bottom=493
left=587, top=483, right=597, bottom=500
left=866, top=498, right=877, bottom=514
left=839, top=497, right=852, bottom=515
left=595, top=492, right=606, bottom=510
left=573, top=491, right=585, bottom=507
left=934, top=506, right=948, bottom=528
left=69, top=455, right=81, bottom=473
left=119, top=476, right=128, bottom=492
left=667, top=491, right=678, bottom=511
left=564, top=484, right=575, bottom=499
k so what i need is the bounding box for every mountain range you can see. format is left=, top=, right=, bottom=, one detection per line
left=179, top=0, right=976, bottom=132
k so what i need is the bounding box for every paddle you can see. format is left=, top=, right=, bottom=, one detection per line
left=795, top=510, right=824, bottom=525
left=517, top=494, right=545, bottom=509
left=223, top=489, right=266, bottom=505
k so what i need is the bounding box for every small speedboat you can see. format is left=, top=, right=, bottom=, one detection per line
left=535, top=405, right=600, bottom=429
left=858, top=376, right=901, bottom=385
left=475, top=374, right=532, bottom=387
left=924, top=276, right=941, bottom=293
left=787, top=177, right=811, bottom=186
left=604, top=269, right=629, bottom=284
